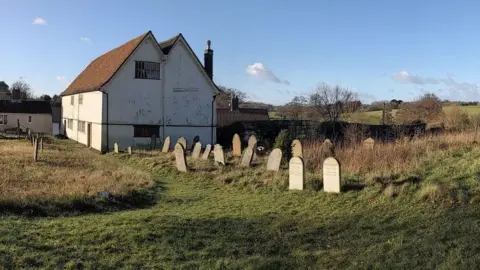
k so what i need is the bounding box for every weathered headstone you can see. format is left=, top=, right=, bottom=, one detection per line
left=202, top=144, right=212, bottom=160
left=289, top=157, right=304, bottom=190
left=177, top=137, right=187, bottom=150
left=192, top=142, right=202, bottom=159
left=266, top=148, right=282, bottom=171
left=240, top=147, right=254, bottom=167
left=114, top=143, right=119, bottom=153
left=127, top=146, right=132, bottom=155
left=291, top=139, right=303, bottom=158
left=248, top=135, right=257, bottom=149
left=33, top=138, right=39, bottom=162
left=150, top=134, right=157, bottom=150
left=321, top=139, right=335, bottom=161
left=174, top=143, right=188, bottom=172
left=214, top=144, right=225, bottom=165
left=162, top=136, right=171, bottom=153
left=191, top=135, right=200, bottom=151
left=323, top=157, right=341, bottom=193
left=363, top=137, right=375, bottom=149
left=232, top=134, right=241, bottom=157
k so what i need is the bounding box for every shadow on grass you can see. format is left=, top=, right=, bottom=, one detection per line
left=0, top=181, right=166, bottom=217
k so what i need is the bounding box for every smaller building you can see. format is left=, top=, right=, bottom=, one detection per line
left=216, top=95, right=270, bottom=127
left=0, top=90, right=52, bottom=135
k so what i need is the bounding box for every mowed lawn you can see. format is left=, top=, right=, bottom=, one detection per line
left=3, top=139, right=480, bottom=268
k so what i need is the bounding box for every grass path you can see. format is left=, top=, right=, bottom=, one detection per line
left=3, top=160, right=480, bottom=269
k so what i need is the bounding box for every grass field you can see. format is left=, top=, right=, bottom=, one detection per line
left=3, top=137, right=480, bottom=268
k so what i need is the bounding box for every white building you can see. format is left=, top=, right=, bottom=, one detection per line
left=60, top=31, right=220, bottom=152
left=0, top=89, right=52, bottom=135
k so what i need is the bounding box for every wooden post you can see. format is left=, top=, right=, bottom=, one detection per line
left=16, top=119, right=20, bottom=138
left=40, top=137, right=44, bottom=152
left=33, top=138, right=39, bottom=161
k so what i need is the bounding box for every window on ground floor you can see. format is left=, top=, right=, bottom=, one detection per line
left=78, top=121, right=85, bottom=133
left=67, top=119, right=73, bottom=129
left=134, top=125, right=159, bottom=138
left=0, top=114, right=7, bottom=125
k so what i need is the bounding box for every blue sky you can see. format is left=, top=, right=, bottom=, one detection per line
left=1, top=0, right=480, bottom=105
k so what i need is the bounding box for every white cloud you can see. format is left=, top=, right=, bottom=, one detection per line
left=32, top=17, right=47, bottom=25
left=246, top=63, right=289, bottom=85
left=391, top=71, right=480, bottom=100
left=80, top=37, right=92, bottom=43
left=56, top=76, right=71, bottom=87
left=56, top=76, right=66, bottom=81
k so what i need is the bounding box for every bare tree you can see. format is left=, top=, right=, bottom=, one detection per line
left=11, top=78, right=34, bottom=100
left=216, top=85, right=248, bottom=108
left=309, top=83, right=358, bottom=123
left=278, top=96, right=308, bottom=120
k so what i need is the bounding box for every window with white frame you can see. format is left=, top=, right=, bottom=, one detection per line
left=135, top=61, right=161, bottom=80
left=71, top=95, right=74, bottom=105
left=28, top=115, right=32, bottom=123
left=79, top=94, right=83, bottom=105
left=0, top=114, right=7, bottom=125
left=67, top=119, right=73, bottom=129
left=78, top=121, right=85, bottom=133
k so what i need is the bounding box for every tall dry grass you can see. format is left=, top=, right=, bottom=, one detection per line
left=0, top=139, right=154, bottom=202
left=303, top=131, right=476, bottom=178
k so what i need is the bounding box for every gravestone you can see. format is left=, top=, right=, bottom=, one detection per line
left=266, top=148, right=282, bottom=171
left=177, top=137, right=187, bottom=150
left=40, top=137, right=44, bottom=152
left=232, top=134, right=241, bottom=157
left=321, top=139, right=335, bottom=161
left=162, top=136, right=171, bottom=153
left=363, top=137, right=375, bottom=149
left=214, top=144, right=225, bottom=165
left=289, top=157, right=304, bottom=190
left=127, top=146, right=132, bottom=155
left=323, top=157, right=341, bottom=193
left=248, top=135, right=257, bottom=149
left=174, top=143, right=188, bottom=172
left=291, top=139, right=303, bottom=158
left=191, top=135, right=200, bottom=151
left=202, top=144, right=212, bottom=160
left=150, top=134, right=157, bottom=150
left=114, top=143, right=119, bottom=153
left=240, top=147, right=254, bottom=167
left=192, top=142, right=202, bottom=159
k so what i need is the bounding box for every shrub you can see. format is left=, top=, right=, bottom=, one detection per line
left=273, top=129, right=289, bottom=149
left=442, top=106, right=470, bottom=131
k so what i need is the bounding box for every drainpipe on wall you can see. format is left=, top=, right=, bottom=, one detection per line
left=161, top=57, right=167, bottom=142
left=102, top=91, right=109, bottom=153
left=211, top=95, right=216, bottom=145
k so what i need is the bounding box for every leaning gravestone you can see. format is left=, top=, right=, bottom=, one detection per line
left=192, top=142, right=202, bottom=159
left=232, top=134, right=242, bottom=157
left=266, top=148, right=282, bottom=171
left=240, top=147, right=254, bottom=167
left=127, top=146, right=132, bottom=155
left=202, top=144, right=212, bottom=160
left=291, top=139, right=303, bottom=158
left=289, top=156, right=304, bottom=190
left=162, top=136, right=171, bottom=153
left=177, top=137, right=187, bottom=150
left=248, top=135, right=257, bottom=149
left=214, top=144, right=225, bottom=165
left=191, top=135, right=200, bottom=151
left=323, top=157, right=341, bottom=193
left=174, top=143, right=188, bottom=172
left=363, top=137, right=375, bottom=150
left=114, top=143, right=119, bottom=153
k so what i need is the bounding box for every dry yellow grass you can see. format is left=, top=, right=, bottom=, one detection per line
left=0, top=139, right=154, bottom=202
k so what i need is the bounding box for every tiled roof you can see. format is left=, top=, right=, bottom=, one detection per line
left=159, top=34, right=180, bottom=55
left=0, top=100, right=52, bottom=114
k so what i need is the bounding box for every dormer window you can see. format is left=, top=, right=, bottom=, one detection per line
left=135, top=61, right=160, bottom=80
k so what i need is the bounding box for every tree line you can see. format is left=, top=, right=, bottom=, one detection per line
left=0, top=79, right=60, bottom=103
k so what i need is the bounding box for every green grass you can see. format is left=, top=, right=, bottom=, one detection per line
left=3, top=141, right=480, bottom=268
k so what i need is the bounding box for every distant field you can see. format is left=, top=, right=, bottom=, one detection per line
left=269, top=106, right=480, bottom=124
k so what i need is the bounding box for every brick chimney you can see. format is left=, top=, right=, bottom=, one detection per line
left=11, top=88, right=21, bottom=103
left=204, top=40, right=213, bottom=80
left=230, top=94, right=239, bottom=111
